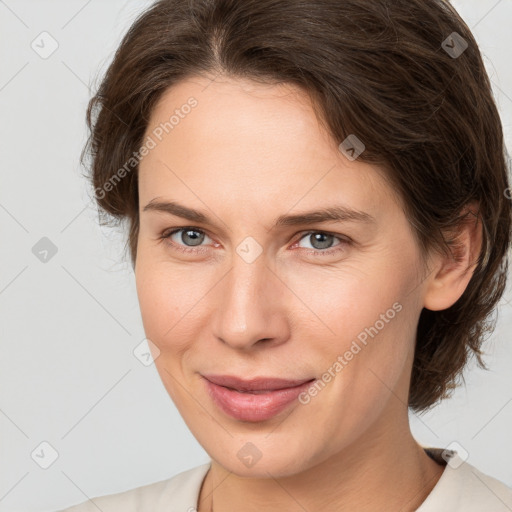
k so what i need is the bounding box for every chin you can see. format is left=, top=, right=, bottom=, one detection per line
left=204, top=436, right=321, bottom=479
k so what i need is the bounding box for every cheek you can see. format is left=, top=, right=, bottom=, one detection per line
left=135, top=259, right=180, bottom=345
left=135, top=254, right=214, bottom=354
left=290, top=251, right=419, bottom=402
left=135, top=260, right=203, bottom=403
left=284, top=258, right=408, bottom=345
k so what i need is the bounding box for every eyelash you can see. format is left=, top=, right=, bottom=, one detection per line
left=158, top=227, right=350, bottom=257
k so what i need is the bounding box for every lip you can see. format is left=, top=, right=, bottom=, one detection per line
left=202, top=374, right=316, bottom=422
left=202, top=374, right=314, bottom=391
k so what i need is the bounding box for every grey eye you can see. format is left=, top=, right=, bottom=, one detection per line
left=170, top=228, right=209, bottom=247
left=299, top=232, right=339, bottom=250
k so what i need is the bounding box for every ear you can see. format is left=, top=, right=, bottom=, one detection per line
left=423, top=201, right=483, bottom=312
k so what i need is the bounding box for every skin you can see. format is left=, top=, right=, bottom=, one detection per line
left=135, top=75, right=482, bottom=511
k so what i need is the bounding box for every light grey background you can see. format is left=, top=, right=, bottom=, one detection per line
left=0, top=1, right=511, bottom=511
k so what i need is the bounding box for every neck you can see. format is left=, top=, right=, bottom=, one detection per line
left=197, top=411, right=444, bottom=512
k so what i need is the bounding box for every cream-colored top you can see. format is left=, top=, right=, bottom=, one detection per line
left=58, top=448, right=512, bottom=511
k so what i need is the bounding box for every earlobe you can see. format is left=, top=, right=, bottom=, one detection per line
left=423, top=202, right=483, bottom=312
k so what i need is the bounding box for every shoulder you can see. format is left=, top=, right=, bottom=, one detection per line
left=57, top=462, right=211, bottom=512
left=419, top=448, right=512, bottom=512
left=462, top=463, right=512, bottom=510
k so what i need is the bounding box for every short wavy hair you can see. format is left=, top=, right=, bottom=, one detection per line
left=82, top=0, right=511, bottom=412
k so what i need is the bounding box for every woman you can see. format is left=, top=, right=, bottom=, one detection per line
left=60, top=0, right=512, bottom=510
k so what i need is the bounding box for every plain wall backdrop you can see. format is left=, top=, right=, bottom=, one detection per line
left=0, top=1, right=511, bottom=510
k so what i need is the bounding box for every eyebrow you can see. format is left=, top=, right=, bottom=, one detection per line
left=142, top=199, right=376, bottom=228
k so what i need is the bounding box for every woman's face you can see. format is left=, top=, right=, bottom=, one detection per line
left=135, top=75, right=430, bottom=477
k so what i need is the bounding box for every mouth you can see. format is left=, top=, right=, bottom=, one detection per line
left=201, top=374, right=315, bottom=392
left=201, top=374, right=316, bottom=422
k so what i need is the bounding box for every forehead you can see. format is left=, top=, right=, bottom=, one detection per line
left=146, top=75, right=333, bottom=159
left=139, top=75, right=397, bottom=216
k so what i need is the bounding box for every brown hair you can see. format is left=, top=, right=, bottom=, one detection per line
left=82, top=0, right=511, bottom=412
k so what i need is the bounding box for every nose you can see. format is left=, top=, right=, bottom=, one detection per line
left=211, top=252, right=290, bottom=351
